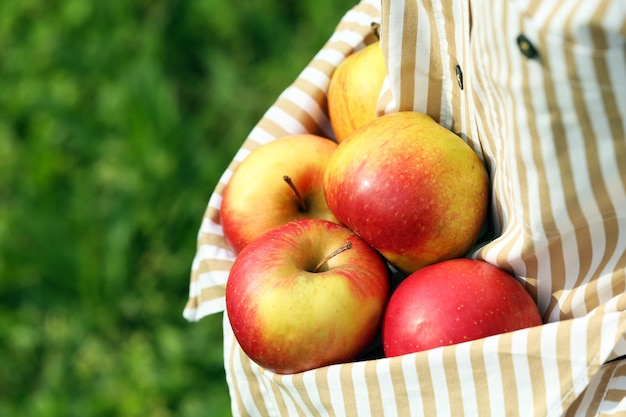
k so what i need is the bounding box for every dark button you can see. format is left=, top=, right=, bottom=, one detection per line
left=516, top=34, right=539, bottom=59
left=455, top=64, right=464, bottom=90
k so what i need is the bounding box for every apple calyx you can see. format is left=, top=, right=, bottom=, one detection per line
left=312, top=241, right=353, bottom=273
left=283, top=175, right=308, bottom=212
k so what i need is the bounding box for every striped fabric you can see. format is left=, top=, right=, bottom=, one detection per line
left=185, top=0, right=626, bottom=415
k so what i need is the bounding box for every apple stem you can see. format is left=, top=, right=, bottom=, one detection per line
left=312, top=241, right=353, bottom=273
left=283, top=175, right=308, bottom=212
left=371, top=22, right=380, bottom=40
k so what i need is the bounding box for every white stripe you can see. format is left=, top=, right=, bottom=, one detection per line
left=483, top=335, right=506, bottom=415
left=384, top=0, right=405, bottom=114
left=351, top=361, right=371, bottom=416
left=232, top=146, right=251, bottom=163
left=541, top=321, right=563, bottom=415
left=280, top=374, right=315, bottom=417
left=207, top=189, right=224, bottom=212
left=193, top=244, right=235, bottom=267
left=327, top=365, right=346, bottom=417
left=312, top=47, right=347, bottom=68
left=569, top=315, right=590, bottom=398
left=303, top=369, right=330, bottom=417
left=192, top=297, right=225, bottom=319
left=189, top=270, right=229, bottom=295
left=600, top=310, right=622, bottom=361
left=376, top=358, right=398, bottom=417
left=455, top=341, right=479, bottom=416
left=198, top=216, right=224, bottom=235
left=264, top=106, right=308, bottom=135
left=428, top=348, right=451, bottom=416
left=401, top=354, right=424, bottom=417
left=282, top=85, right=330, bottom=127
left=248, top=125, right=278, bottom=145
left=225, top=316, right=265, bottom=417
left=510, top=328, right=534, bottom=417
left=430, top=0, right=454, bottom=126
left=411, top=0, right=430, bottom=115
left=271, top=375, right=301, bottom=417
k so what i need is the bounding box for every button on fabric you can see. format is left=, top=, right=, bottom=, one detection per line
left=516, top=34, right=539, bottom=59
left=455, top=64, right=464, bottom=90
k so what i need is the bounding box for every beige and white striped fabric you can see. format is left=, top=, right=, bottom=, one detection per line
left=185, top=0, right=626, bottom=415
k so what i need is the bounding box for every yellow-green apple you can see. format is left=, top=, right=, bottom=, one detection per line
left=221, top=134, right=339, bottom=254
left=323, top=111, right=489, bottom=273
left=225, top=218, right=390, bottom=374
left=382, top=258, right=542, bottom=357
left=327, top=41, right=386, bottom=143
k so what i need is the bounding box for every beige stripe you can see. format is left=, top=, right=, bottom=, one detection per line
left=380, top=0, right=391, bottom=65
left=363, top=360, right=383, bottom=415
left=286, top=372, right=321, bottom=415
left=313, top=368, right=333, bottom=416
left=265, top=372, right=291, bottom=416
left=399, top=0, right=418, bottom=111
left=195, top=286, right=228, bottom=306
left=610, top=260, right=626, bottom=298
left=334, top=20, right=379, bottom=40
left=442, top=345, right=465, bottom=415
left=414, top=352, right=438, bottom=416
left=525, top=328, right=548, bottom=415
left=555, top=317, right=576, bottom=408
left=356, top=1, right=384, bottom=23
left=338, top=363, right=357, bottom=414
left=441, top=1, right=462, bottom=134
left=423, top=0, right=443, bottom=120
left=468, top=337, right=492, bottom=417
left=196, top=235, right=233, bottom=255
left=587, top=1, right=613, bottom=49
left=194, top=257, right=233, bottom=274
left=228, top=343, right=250, bottom=416
left=256, top=116, right=292, bottom=139
left=497, top=334, right=520, bottom=417
left=294, top=78, right=328, bottom=111
left=273, top=97, right=322, bottom=135
left=388, top=358, right=411, bottom=415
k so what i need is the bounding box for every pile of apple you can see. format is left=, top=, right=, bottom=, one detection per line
left=222, top=41, right=543, bottom=375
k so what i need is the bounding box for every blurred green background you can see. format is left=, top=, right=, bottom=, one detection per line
left=0, top=0, right=356, bottom=415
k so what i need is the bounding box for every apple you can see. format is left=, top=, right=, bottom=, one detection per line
left=323, top=111, right=489, bottom=273
left=225, top=218, right=390, bottom=374
left=327, top=41, right=386, bottom=143
left=382, top=258, right=543, bottom=357
left=221, top=134, right=339, bottom=254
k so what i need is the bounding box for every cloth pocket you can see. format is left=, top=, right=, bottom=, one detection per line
left=186, top=0, right=626, bottom=415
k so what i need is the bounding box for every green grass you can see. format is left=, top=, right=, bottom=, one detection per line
left=0, top=0, right=356, bottom=415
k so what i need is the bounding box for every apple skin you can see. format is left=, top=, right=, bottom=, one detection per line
left=323, top=111, right=489, bottom=273
left=221, top=134, right=339, bottom=254
left=382, top=258, right=543, bottom=357
left=328, top=41, right=386, bottom=143
left=225, top=218, right=390, bottom=374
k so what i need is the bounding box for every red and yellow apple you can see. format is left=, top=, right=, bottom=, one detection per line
left=323, top=111, right=489, bottom=273
left=221, top=134, right=339, bottom=254
left=382, top=258, right=542, bottom=357
left=327, top=41, right=387, bottom=143
left=225, top=218, right=390, bottom=374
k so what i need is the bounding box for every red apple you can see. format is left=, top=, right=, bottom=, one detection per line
left=328, top=41, right=387, bottom=143
left=323, top=111, right=489, bottom=273
left=225, top=218, right=390, bottom=374
left=382, top=258, right=542, bottom=357
left=221, top=134, right=339, bottom=254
